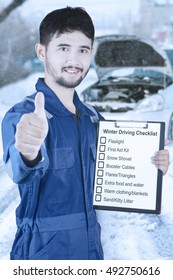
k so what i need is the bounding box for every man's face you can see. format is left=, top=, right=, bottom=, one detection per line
left=38, top=31, right=93, bottom=89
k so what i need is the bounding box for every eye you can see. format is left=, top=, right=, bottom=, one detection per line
left=60, top=47, right=69, bottom=52
left=57, top=44, right=70, bottom=52
left=80, top=48, right=89, bottom=54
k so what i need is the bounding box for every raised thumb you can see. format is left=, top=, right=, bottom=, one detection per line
left=34, top=92, right=46, bottom=119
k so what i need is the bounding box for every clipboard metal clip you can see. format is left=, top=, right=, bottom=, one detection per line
left=114, top=121, right=148, bottom=129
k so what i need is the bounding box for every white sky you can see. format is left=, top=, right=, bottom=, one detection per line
left=1, top=0, right=173, bottom=33
left=2, top=0, right=173, bottom=27
left=24, top=0, right=140, bottom=15
left=14, top=0, right=141, bottom=33
left=1, top=0, right=173, bottom=12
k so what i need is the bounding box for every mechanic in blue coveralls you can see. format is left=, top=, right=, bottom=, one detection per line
left=1, top=7, right=170, bottom=260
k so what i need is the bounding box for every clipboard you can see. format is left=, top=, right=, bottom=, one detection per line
left=93, top=120, right=165, bottom=214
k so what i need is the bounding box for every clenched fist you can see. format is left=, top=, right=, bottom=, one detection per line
left=15, top=92, right=48, bottom=162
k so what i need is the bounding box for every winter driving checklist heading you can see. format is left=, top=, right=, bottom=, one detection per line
left=93, top=120, right=165, bottom=214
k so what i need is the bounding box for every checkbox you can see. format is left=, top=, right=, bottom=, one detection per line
left=97, top=169, right=104, bottom=177
left=100, top=137, right=106, bottom=144
left=99, top=145, right=106, bottom=152
left=96, top=186, right=102, bottom=193
left=99, top=153, right=105, bottom=160
left=95, top=194, right=102, bottom=202
left=97, top=178, right=103, bottom=185
left=98, top=161, right=104, bottom=168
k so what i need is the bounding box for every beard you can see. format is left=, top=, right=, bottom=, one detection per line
left=55, top=75, right=84, bottom=88
left=45, top=61, right=90, bottom=89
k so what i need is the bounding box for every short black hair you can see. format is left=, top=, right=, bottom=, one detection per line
left=39, top=7, right=95, bottom=47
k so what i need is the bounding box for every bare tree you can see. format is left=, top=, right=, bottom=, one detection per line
left=0, top=0, right=39, bottom=87
left=0, top=0, right=27, bottom=23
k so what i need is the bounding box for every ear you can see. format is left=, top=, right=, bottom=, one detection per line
left=35, top=43, right=45, bottom=62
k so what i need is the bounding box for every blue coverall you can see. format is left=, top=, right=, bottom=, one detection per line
left=2, top=78, right=104, bottom=260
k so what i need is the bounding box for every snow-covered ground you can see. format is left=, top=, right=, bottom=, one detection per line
left=0, top=72, right=173, bottom=260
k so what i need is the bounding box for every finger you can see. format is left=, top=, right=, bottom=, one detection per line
left=157, top=164, right=168, bottom=175
left=152, top=155, right=170, bottom=166
left=16, top=125, right=46, bottom=141
left=155, top=149, right=169, bottom=156
left=165, top=139, right=171, bottom=146
left=34, top=92, right=46, bottom=119
left=16, top=114, right=47, bottom=134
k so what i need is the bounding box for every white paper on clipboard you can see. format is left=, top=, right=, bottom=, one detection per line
left=93, top=120, right=165, bottom=214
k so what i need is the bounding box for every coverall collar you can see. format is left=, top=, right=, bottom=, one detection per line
left=35, top=78, right=89, bottom=117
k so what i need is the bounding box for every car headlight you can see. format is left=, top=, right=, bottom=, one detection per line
left=134, top=94, right=164, bottom=113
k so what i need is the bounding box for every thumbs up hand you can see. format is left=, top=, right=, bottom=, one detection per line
left=15, top=92, right=48, bottom=162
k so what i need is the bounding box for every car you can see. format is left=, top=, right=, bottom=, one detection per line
left=118, top=83, right=173, bottom=140
left=165, top=48, right=173, bottom=71
left=81, top=35, right=173, bottom=139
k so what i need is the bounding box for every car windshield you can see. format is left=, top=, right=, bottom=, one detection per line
left=94, top=40, right=165, bottom=67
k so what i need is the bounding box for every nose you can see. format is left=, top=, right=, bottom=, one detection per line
left=66, top=50, right=80, bottom=66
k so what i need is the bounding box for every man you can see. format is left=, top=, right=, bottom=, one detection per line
left=1, top=7, right=169, bottom=260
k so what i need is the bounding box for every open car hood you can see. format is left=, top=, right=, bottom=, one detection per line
left=92, top=35, right=173, bottom=79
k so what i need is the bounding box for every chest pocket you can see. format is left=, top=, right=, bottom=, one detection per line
left=47, top=147, right=74, bottom=170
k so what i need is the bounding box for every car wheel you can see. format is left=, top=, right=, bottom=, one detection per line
left=168, top=113, right=173, bottom=140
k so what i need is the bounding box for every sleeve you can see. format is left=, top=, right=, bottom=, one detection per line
left=1, top=104, right=49, bottom=184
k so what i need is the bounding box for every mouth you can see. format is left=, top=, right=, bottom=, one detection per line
left=63, top=66, right=83, bottom=75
